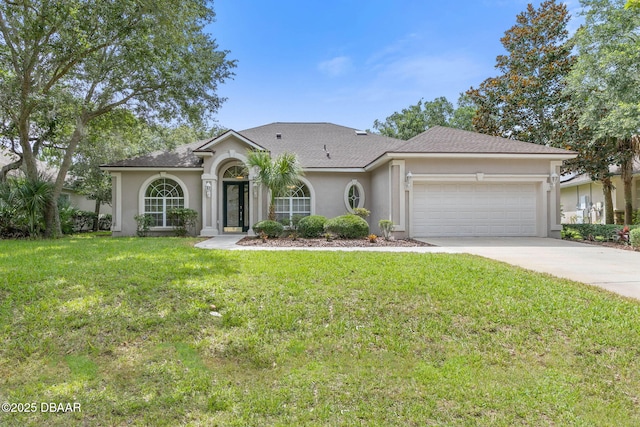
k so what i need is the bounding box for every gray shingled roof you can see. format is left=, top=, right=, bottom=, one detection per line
left=399, top=126, right=575, bottom=154
left=103, top=139, right=212, bottom=168
left=103, top=123, right=575, bottom=169
left=236, top=122, right=404, bottom=168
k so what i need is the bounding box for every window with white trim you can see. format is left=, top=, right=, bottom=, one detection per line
left=344, top=180, right=365, bottom=212
left=144, top=178, right=184, bottom=227
left=275, top=182, right=311, bottom=223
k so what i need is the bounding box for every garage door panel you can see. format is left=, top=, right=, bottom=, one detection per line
left=412, top=182, right=538, bottom=237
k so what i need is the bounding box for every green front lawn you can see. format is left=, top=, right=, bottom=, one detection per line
left=1, top=236, right=639, bottom=426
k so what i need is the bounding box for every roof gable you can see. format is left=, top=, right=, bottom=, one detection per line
left=194, top=130, right=266, bottom=153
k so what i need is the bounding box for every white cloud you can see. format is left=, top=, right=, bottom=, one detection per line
left=318, top=56, right=352, bottom=77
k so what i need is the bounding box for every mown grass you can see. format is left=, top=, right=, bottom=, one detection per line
left=1, top=236, right=639, bottom=426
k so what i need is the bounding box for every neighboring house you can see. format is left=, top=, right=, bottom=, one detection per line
left=560, top=160, right=640, bottom=224
left=102, top=123, right=575, bottom=238
left=0, top=148, right=111, bottom=215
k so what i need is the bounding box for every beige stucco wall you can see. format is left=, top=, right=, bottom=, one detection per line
left=112, top=170, right=203, bottom=236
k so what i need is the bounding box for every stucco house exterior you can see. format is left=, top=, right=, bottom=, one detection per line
left=102, top=123, right=575, bottom=238
left=560, top=160, right=640, bottom=224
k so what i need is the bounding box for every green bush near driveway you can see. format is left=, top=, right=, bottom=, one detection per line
left=562, top=224, right=640, bottom=242
left=324, top=214, right=369, bottom=238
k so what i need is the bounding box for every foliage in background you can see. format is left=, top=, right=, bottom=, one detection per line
left=467, top=1, right=575, bottom=147
left=372, top=94, right=475, bottom=140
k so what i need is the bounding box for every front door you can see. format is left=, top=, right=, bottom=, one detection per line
left=223, top=182, right=249, bottom=232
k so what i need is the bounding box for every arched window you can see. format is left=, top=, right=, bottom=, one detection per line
left=223, top=165, right=249, bottom=180
left=275, top=182, right=311, bottom=223
left=144, top=178, right=184, bottom=227
left=344, top=180, right=365, bottom=212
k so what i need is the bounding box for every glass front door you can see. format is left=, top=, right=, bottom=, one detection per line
left=223, top=182, right=249, bottom=232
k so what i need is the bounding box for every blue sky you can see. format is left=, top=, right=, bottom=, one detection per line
left=209, top=1, right=581, bottom=131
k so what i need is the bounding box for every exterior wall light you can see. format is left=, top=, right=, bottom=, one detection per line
left=550, top=172, right=559, bottom=188
left=205, top=181, right=212, bottom=198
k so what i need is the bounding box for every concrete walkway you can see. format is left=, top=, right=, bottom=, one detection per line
left=195, top=236, right=640, bottom=301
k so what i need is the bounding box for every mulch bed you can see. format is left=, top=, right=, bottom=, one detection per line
left=237, top=236, right=432, bottom=248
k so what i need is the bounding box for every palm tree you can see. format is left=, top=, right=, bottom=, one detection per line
left=246, top=150, right=304, bottom=221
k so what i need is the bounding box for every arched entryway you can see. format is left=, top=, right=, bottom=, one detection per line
left=221, top=164, right=250, bottom=232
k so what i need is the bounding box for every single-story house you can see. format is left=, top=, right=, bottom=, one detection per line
left=102, top=123, right=576, bottom=238
left=560, top=160, right=640, bottom=224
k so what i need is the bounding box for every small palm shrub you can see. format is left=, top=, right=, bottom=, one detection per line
left=630, top=228, right=640, bottom=248
left=253, top=220, right=283, bottom=238
left=378, top=219, right=394, bottom=240
left=324, top=214, right=369, bottom=239
left=298, top=215, right=327, bottom=238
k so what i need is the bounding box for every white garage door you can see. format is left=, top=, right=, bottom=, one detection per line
left=412, top=182, right=538, bottom=237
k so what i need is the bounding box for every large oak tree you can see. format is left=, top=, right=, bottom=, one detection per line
left=0, top=0, right=235, bottom=236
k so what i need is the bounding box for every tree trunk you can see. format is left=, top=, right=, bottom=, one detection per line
left=602, top=176, right=614, bottom=224
left=621, top=157, right=634, bottom=225
left=93, top=198, right=101, bottom=231
left=44, top=116, right=88, bottom=237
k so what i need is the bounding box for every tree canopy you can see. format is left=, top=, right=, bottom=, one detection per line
left=372, top=94, right=475, bottom=140
left=467, top=0, right=574, bottom=147
left=0, top=0, right=236, bottom=235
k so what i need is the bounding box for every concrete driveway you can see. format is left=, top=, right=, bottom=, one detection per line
left=418, top=237, right=640, bottom=301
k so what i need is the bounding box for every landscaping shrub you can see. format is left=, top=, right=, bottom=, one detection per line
left=134, top=213, right=153, bottom=237
left=252, top=220, right=283, bottom=238
left=562, top=224, right=640, bottom=242
left=630, top=228, right=640, bottom=248
left=324, top=214, right=369, bottom=239
left=352, top=207, right=370, bottom=218
left=298, top=215, right=327, bottom=238
left=72, top=210, right=98, bottom=232
left=378, top=219, right=394, bottom=240
left=98, top=214, right=112, bottom=231
left=168, top=208, right=198, bottom=236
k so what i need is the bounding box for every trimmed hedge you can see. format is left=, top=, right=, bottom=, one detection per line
left=631, top=228, right=640, bottom=248
left=298, top=215, right=327, bottom=238
left=324, top=214, right=369, bottom=239
left=562, top=224, right=640, bottom=242
left=253, top=220, right=284, bottom=238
